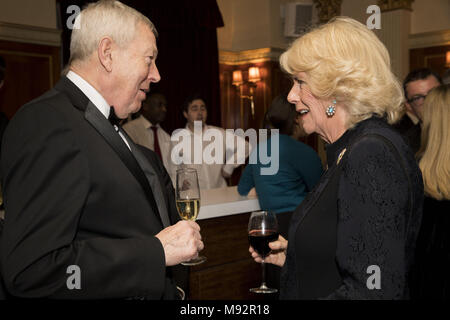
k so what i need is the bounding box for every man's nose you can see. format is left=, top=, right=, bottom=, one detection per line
left=149, top=63, right=161, bottom=83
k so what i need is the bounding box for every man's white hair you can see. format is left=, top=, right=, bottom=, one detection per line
left=69, top=0, right=157, bottom=66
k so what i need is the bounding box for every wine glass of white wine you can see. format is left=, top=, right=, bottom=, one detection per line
left=175, top=168, right=206, bottom=266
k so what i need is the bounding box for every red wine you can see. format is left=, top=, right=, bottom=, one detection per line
left=248, top=229, right=279, bottom=258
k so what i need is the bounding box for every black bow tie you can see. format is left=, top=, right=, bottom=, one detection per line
left=108, top=106, right=122, bottom=127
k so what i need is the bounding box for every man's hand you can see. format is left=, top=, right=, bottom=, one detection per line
left=156, top=220, right=204, bottom=266
left=249, top=235, right=287, bottom=267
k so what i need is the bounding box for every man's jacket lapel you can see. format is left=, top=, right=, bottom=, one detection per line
left=54, top=77, right=164, bottom=228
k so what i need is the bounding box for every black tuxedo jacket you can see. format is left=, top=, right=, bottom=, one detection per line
left=0, top=77, right=181, bottom=299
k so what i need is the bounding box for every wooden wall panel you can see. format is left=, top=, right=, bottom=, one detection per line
left=188, top=212, right=267, bottom=300
left=220, top=60, right=291, bottom=131
left=0, top=40, right=61, bottom=119
left=219, top=59, right=318, bottom=154
left=409, top=45, right=450, bottom=78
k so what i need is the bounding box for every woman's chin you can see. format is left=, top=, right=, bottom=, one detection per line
left=302, top=124, right=315, bottom=136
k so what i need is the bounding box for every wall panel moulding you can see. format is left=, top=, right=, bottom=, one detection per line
left=0, top=22, right=61, bottom=47
left=219, top=47, right=285, bottom=66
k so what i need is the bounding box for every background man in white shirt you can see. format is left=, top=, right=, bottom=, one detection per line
left=177, top=94, right=250, bottom=189
left=124, top=92, right=175, bottom=183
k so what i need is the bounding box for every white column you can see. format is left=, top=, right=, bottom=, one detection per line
left=375, top=9, right=411, bottom=81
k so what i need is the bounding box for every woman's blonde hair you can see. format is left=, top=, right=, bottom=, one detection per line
left=69, top=0, right=157, bottom=66
left=280, top=16, right=403, bottom=128
left=417, top=84, right=450, bottom=200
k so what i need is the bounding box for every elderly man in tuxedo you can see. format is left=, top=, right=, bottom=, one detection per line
left=0, top=0, right=202, bottom=299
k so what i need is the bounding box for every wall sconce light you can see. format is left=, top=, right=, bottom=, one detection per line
left=232, top=66, right=260, bottom=119
left=446, top=51, right=450, bottom=68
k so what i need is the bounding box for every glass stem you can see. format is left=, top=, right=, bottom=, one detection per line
left=261, top=259, right=267, bottom=288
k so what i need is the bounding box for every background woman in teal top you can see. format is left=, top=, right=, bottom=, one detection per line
left=238, top=95, right=323, bottom=296
left=238, top=95, right=323, bottom=216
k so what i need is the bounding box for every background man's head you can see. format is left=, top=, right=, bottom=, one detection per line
left=403, top=68, right=442, bottom=121
left=141, top=92, right=167, bottom=125
left=68, top=0, right=160, bottom=119
left=183, top=94, right=207, bottom=129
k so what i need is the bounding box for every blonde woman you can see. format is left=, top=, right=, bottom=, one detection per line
left=249, top=17, right=424, bottom=299
left=411, top=84, right=450, bottom=299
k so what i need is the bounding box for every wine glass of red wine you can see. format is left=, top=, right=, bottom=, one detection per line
left=248, top=210, right=279, bottom=294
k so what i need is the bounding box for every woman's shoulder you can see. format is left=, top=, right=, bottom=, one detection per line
left=424, top=196, right=450, bottom=210
left=344, top=130, right=415, bottom=176
left=347, top=117, right=415, bottom=164
left=341, top=119, right=423, bottom=203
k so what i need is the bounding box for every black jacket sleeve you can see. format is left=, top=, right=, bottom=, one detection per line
left=325, top=136, right=410, bottom=299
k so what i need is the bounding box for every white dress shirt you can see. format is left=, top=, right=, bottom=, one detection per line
left=172, top=124, right=251, bottom=190
left=66, top=71, right=131, bottom=150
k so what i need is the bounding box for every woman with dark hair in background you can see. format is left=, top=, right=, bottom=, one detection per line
left=411, top=84, right=450, bottom=300
left=238, top=94, right=323, bottom=236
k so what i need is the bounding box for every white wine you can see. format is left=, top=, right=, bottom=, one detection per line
left=176, top=199, right=200, bottom=221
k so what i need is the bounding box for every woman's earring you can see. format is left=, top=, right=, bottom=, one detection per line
left=326, top=99, right=337, bottom=117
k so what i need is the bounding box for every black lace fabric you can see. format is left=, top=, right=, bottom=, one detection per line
left=280, top=116, right=424, bottom=300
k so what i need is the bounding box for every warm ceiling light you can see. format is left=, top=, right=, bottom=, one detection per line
left=232, top=70, right=243, bottom=86
left=248, top=67, right=260, bottom=83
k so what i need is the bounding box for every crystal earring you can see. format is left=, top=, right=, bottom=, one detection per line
left=326, top=99, right=337, bottom=117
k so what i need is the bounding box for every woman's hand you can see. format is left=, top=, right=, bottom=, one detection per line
left=249, top=235, right=288, bottom=267
left=248, top=187, right=257, bottom=197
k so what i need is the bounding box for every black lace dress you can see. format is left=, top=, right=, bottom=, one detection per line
left=280, top=116, right=424, bottom=299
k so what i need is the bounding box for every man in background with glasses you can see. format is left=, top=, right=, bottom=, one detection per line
left=394, top=68, right=442, bottom=154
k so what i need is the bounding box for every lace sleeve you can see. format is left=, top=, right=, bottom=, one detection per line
left=324, top=135, right=410, bottom=300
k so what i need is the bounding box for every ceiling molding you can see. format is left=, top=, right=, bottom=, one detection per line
left=0, top=22, right=61, bottom=47
left=409, top=29, right=450, bottom=49
left=378, top=0, right=414, bottom=12
left=219, top=47, right=285, bottom=65
left=313, top=0, right=343, bottom=23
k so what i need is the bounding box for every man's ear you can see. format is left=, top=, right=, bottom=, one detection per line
left=98, top=37, right=114, bottom=72
left=183, top=110, right=188, bottom=120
